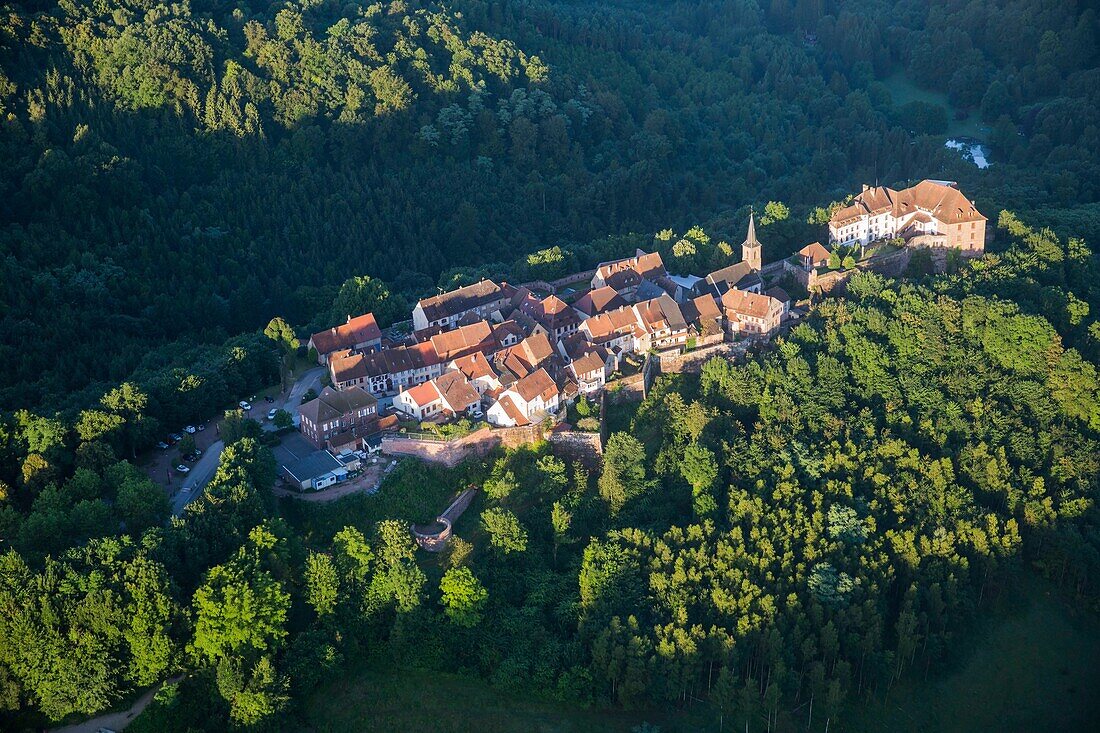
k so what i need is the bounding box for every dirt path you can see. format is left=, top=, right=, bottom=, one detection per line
left=51, top=676, right=182, bottom=733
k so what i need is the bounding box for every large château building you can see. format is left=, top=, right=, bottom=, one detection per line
left=829, top=180, right=986, bottom=254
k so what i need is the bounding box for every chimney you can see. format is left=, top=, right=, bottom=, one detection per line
left=347, top=315, right=352, bottom=323
left=862, top=184, right=870, bottom=193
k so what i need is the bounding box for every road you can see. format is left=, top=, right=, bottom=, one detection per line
left=166, top=367, right=326, bottom=515
left=281, top=366, right=326, bottom=426
left=171, top=439, right=224, bottom=515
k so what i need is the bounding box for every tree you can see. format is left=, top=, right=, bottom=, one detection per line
left=273, top=409, right=293, bottom=430
left=116, top=472, right=170, bottom=534
left=439, top=567, right=488, bottom=627
left=263, top=317, right=299, bottom=355
left=599, top=433, right=649, bottom=515
left=681, top=443, right=719, bottom=518
left=828, top=248, right=842, bottom=269
left=189, top=559, right=290, bottom=663
left=760, top=200, right=790, bottom=226
left=481, top=507, right=528, bottom=554
left=221, top=409, right=261, bottom=444
left=330, top=275, right=404, bottom=327
left=305, top=552, right=339, bottom=617
left=551, top=501, right=573, bottom=563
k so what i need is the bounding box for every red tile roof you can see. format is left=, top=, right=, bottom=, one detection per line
left=574, top=286, right=627, bottom=317
left=721, top=289, right=781, bottom=319
left=512, top=368, right=557, bottom=404
left=309, top=313, right=381, bottom=356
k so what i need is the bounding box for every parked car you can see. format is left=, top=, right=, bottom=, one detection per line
left=238, top=400, right=252, bottom=411
left=196, top=423, right=206, bottom=431
left=156, top=441, right=169, bottom=450
left=175, top=464, right=191, bottom=474
left=168, top=433, right=183, bottom=443
left=264, top=395, right=275, bottom=403
left=183, top=449, right=203, bottom=462
left=267, top=408, right=278, bottom=421
left=184, top=425, right=197, bottom=434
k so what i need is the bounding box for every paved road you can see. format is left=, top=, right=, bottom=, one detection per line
left=282, top=366, right=326, bottom=425
left=171, top=439, right=224, bottom=515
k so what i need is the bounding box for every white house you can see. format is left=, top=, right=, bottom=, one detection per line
left=487, top=368, right=560, bottom=427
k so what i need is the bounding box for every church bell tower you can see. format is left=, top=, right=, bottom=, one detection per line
left=742, top=211, right=762, bottom=271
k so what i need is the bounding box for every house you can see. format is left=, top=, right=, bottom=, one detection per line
left=632, top=295, right=690, bottom=352
left=590, top=251, right=666, bottom=297
left=579, top=305, right=645, bottom=355
left=797, top=242, right=832, bottom=269
left=665, top=274, right=703, bottom=303
left=568, top=347, right=610, bottom=395
left=573, top=286, right=628, bottom=318
left=828, top=180, right=986, bottom=253
left=494, top=332, right=557, bottom=382
left=298, top=386, right=380, bottom=450
left=283, top=449, right=347, bottom=491
left=720, top=289, right=784, bottom=338
left=428, top=320, right=498, bottom=362
left=680, top=293, right=724, bottom=345
left=487, top=368, right=560, bottom=427
left=412, top=279, right=517, bottom=332
left=515, top=294, right=581, bottom=343
left=329, top=342, right=442, bottom=395
left=449, top=352, right=502, bottom=396
left=491, top=320, right=526, bottom=350
left=765, top=286, right=792, bottom=318
left=394, top=370, right=481, bottom=422
left=308, top=313, right=382, bottom=364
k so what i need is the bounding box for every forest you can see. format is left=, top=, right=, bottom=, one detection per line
left=0, top=0, right=1098, bottom=411
left=0, top=206, right=1097, bottom=732
left=0, top=0, right=1099, bottom=731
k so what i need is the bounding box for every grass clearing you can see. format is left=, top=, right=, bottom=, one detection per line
left=881, top=72, right=987, bottom=139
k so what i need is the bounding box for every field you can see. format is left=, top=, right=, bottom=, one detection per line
left=881, top=72, right=987, bottom=139
left=300, top=573, right=1100, bottom=733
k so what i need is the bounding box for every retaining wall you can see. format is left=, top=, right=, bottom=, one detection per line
left=382, top=425, right=543, bottom=467
left=548, top=429, right=603, bottom=468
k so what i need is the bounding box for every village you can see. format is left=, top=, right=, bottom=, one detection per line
left=277, top=179, right=988, bottom=492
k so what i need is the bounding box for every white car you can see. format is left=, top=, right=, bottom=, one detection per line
left=267, top=408, right=278, bottom=421
left=175, top=464, right=191, bottom=474
left=238, top=400, right=252, bottom=411
left=184, top=425, right=197, bottom=434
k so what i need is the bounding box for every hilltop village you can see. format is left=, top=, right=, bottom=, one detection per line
left=297, top=179, right=986, bottom=459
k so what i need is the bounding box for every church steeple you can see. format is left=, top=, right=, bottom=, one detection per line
left=742, top=210, right=761, bottom=271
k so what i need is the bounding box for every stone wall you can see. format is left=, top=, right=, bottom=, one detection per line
left=548, top=429, right=603, bottom=468
left=382, top=425, right=543, bottom=467
left=657, top=341, right=743, bottom=374
left=605, top=373, right=647, bottom=404
left=518, top=269, right=597, bottom=295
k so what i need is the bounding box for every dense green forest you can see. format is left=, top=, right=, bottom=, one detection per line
left=1, top=210, right=1097, bottom=732
left=1, top=0, right=1099, bottom=730
left=1, top=0, right=1098, bottom=410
